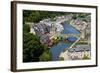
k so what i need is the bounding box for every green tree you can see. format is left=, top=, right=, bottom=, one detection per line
left=23, top=30, right=51, bottom=62
left=23, top=24, right=30, bottom=32
left=23, top=32, right=44, bottom=62
left=23, top=10, right=67, bottom=23
left=39, top=51, right=51, bottom=61
left=82, top=54, right=90, bottom=60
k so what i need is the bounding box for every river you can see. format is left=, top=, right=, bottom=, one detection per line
left=50, top=23, right=80, bottom=61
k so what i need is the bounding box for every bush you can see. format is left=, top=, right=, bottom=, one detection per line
left=23, top=24, right=30, bottom=32
left=82, top=54, right=90, bottom=60
left=39, top=51, right=51, bottom=61
left=59, top=57, right=64, bottom=61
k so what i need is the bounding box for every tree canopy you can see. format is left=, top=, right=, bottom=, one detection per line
left=23, top=10, right=67, bottom=23
left=23, top=24, right=51, bottom=62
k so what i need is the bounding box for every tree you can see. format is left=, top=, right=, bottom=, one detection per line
left=23, top=32, right=44, bottom=62
left=23, top=10, right=67, bottom=23
left=23, top=30, right=51, bottom=62
left=39, top=51, right=51, bottom=61
left=23, top=24, right=30, bottom=32
left=82, top=54, right=90, bottom=60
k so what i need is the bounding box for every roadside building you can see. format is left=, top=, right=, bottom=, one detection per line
left=68, top=45, right=91, bottom=60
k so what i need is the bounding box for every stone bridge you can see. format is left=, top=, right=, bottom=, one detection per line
left=56, top=33, right=80, bottom=38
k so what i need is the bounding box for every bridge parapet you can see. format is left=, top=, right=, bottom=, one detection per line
left=55, top=33, right=81, bottom=38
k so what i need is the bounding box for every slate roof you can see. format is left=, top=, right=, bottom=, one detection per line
left=68, top=45, right=91, bottom=52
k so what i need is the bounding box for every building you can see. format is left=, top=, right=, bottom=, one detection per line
left=68, top=45, right=91, bottom=60
left=80, top=30, right=86, bottom=39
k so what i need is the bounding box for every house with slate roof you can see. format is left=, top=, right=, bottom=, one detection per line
left=68, top=45, right=91, bottom=60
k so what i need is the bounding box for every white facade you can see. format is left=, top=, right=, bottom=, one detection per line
left=68, top=51, right=91, bottom=60
left=55, top=23, right=64, bottom=33
left=30, top=27, right=36, bottom=34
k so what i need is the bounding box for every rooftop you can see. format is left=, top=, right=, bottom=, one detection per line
left=68, top=45, right=91, bottom=52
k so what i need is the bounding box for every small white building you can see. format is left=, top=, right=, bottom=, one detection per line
left=55, top=23, right=64, bottom=33
left=30, top=27, right=36, bottom=34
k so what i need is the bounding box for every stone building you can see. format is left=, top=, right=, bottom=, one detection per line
left=68, top=45, right=91, bottom=60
